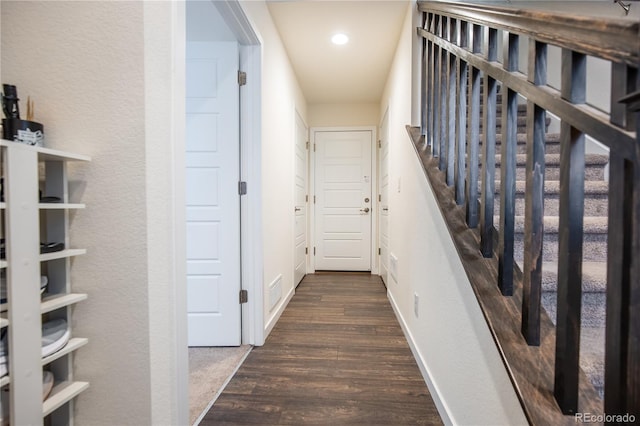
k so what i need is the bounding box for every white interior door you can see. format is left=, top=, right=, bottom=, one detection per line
left=379, top=112, right=390, bottom=285
left=294, top=111, right=308, bottom=286
left=315, top=130, right=372, bottom=271
left=186, top=41, right=241, bottom=346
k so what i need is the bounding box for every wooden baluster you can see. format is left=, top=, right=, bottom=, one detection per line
left=521, top=40, right=547, bottom=345
left=439, top=17, right=449, bottom=171
left=480, top=27, right=497, bottom=257
left=605, top=68, right=640, bottom=420
left=554, top=48, right=586, bottom=414
left=446, top=19, right=458, bottom=186
left=456, top=21, right=469, bottom=205
left=432, top=15, right=441, bottom=158
left=629, top=114, right=640, bottom=421
left=426, top=13, right=435, bottom=148
left=611, top=63, right=637, bottom=131
left=497, top=32, right=519, bottom=296
left=420, top=12, right=428, bottom=138
left=466, top=24, right=482, bottom=227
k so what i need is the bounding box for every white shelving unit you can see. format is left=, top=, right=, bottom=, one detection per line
left=0, top=139, right=90, bottom=426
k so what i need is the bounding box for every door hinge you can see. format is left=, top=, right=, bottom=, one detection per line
left=313, top=195, right=316, bottom=204
left=238, top=70, right=247, bottom=86
left=238, top=181, right=247, bottom=195
left=305, top=195, right=309, bottom=202
left=306, top=141, right=309, bottom=150
left=314, top=247, right=316, bottom=255
left=305, top=247, right=308, bottom=255
left=378, top=140, right=382, bottom=148
left=379, top=194, right=382, bottom=202
left=314, top=143, right=316, bottom=152
left=239, top=289, right=248, bottom=304
left=378, top=248, right=381, bottom=255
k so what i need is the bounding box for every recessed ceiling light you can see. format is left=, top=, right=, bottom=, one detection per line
left=331, top=33, right=349, bottom=45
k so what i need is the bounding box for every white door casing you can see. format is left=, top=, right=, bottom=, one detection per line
left=186, top=41, right=241, bottom=346
left=379, top=110, right=390, bottom=285
left=294, top=110, right=308, bottom=286
left=314, top=130, right=373, bottom=271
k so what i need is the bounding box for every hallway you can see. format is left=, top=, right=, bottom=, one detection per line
left=200, top=273, right=442, bottom=425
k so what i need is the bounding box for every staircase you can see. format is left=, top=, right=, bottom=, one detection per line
left=418, top=1, right=639, bottom=421
left=487, top=93, right=609, bottom=397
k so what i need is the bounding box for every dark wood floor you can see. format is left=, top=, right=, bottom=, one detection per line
left=201, top=273, right=442, bottom=425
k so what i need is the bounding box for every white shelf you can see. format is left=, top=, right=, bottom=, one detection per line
left=3, top=140, right=89, bottom=424
left=40, top=248, right=86, bottom=262
left=0, top=140, right=91, bottom=162
left=38, top=203, right=86, bottom=210
left=42, top=381, right=89, bottom=417
left=42, top=338, right=88, bottom=367
left=41, top=293, right=87, bottom=314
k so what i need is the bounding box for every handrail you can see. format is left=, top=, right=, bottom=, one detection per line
left=418, top=1, right=639, bottom=66
left=417, top=1, right=639, bottom=423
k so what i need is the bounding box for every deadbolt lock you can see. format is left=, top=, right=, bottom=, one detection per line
left=364, top=197, right=370, bottom=203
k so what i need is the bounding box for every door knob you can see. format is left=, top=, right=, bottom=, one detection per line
left=360, top=207, right=370, bottom=213
left=294, top=207, right=301, bottom=212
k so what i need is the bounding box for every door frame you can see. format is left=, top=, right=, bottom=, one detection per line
left=174, top=0, right=263, bottom=422
left=378, top=106, right=390, bottom=285
left=293, top=107, right=309, bottom=286
left=309, top=126, right=378, bottom=274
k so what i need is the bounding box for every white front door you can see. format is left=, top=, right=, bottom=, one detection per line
left=186, top=41, right=241, bottom=346
left=314, top=130, right=373, bottom=271
left=379, top=111, right=390, bottom=284
left=294, top=111, right=308, bottom=286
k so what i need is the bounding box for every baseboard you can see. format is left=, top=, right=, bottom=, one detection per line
left=387, top=289, right=454, bottom=425
left=264, top=285, right=295, bottom=337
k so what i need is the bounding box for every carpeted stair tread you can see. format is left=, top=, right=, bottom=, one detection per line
left=495, top=180, right=609, bottom=195
left=514, top=215, right=609, bottom=234
left=490, top=180, right=609, bottom=216
left=580, top=327, right=605, bottom=397
left=541, top=261, right=607, bottom=293
left=493, top=153, right=609, bottom=167
left=480, top=132, right=561, bottom=144
left=479, top=133, right=561, bottom=154
left=480, top=115, right=551, bottom=129
left=542, top=292, right=607, bottom=328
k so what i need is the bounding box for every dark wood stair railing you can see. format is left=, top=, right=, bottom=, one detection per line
left=413, top=1, right=639, bottom=423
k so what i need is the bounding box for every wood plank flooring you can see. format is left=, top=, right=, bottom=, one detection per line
left=200, top=273, right=442, bottom=425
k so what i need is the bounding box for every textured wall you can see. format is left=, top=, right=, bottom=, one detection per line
left=379, top=3, right=527, bottom=424
left=308, top=103, right=379, bottom=128
left=2, top=2, right=156, bottom=424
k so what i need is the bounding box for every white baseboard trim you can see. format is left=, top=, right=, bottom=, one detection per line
left=264, top=285, right=295, bottom=337
left=387, top=289, right=454, bottom=426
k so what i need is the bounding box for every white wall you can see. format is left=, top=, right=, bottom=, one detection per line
left=1, top=1, right=185, bottom=424
left=380, top=3, right=528, bottom=424
left=240, top=0, right=308, bottom=336
left=308, top=103, right=378, bottom=127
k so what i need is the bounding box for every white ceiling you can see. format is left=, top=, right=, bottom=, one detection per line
left=266, top=0, right=410, bottom=104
